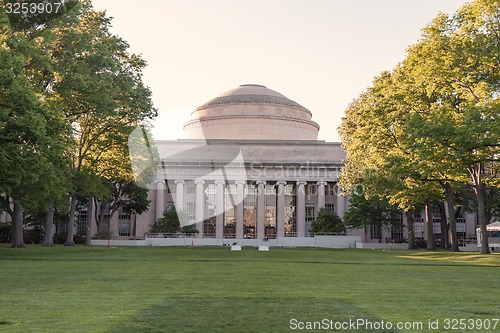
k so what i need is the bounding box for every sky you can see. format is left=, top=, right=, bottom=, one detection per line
left=92, top=0, right=470, bottom=143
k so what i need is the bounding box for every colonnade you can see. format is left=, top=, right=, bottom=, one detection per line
left=155, top=180, right=346, bottom=239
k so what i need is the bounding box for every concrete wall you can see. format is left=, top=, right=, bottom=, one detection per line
left=92, top=235, right=362, bottom=248
left=355, top=242, right=409, bottom=250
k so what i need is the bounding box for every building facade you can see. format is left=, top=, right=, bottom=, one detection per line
left=0, top=84, right=481, bottom=244
left=135, top=84, right=347, bottom=240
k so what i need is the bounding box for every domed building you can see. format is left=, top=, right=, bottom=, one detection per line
left=128, top=84, right=349, bottom=244
left=183, top=84, right=320, bottom=141
left=0, top=85, right=484, bottom=248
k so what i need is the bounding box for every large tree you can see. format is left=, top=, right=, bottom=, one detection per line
left=29, top=1, right=157, bottom=245
left=340, top=0, right=499, bottom=254
left=0, top=11, right=70, bottom=247
left=343, top=186, right=401, bottom=243
left=310, top=208, right=346, bottom=235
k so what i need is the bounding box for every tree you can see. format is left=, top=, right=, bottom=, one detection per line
left=400, top=2, right=500, bottom=254
left=309, top=208, right=345, bottom=235
left=0, top=13, right=70, bottom=247
left=343, top=186, right=401, bottom=243
left=26, top=2, right=157, bottom=245
left=149, top=207, right=197, bottom=236
left=339, top=70, right=444, bottom=250
left=340, top=0, right=500, bottom=254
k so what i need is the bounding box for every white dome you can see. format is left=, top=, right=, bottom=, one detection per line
left=183, top=84, right=320, bottom=140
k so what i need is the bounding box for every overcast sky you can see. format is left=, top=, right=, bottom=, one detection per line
left=92, top=0, right=469, bottom=142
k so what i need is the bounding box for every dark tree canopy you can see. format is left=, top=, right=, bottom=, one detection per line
left=310, top=208, right=346, bottom=235
left=149, top=207, right=198, bottom=236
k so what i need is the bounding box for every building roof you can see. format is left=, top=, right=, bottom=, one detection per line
left=195, top=84, right=311, bottom=114
left=184, top=84, right=320, bottom=140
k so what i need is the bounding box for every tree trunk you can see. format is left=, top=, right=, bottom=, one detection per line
left=439, top=202, right=449, bottom=249
left=42, top=201, right=55, bottom=247
left=444, top=183, right=460, bottom=252
left=65, top=196, right=78, bottom=246
left=425, top=201, right=435, bottom=250
left=405, top=209, right=416, bottom=249
left=475, top=182, right=490, bottom=254
left=85, top=195, right=93, bottom=246
left=11, top=203, right=25, bottom=248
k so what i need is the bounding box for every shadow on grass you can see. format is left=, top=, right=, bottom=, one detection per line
left=109, top=296, right=400, bottom=333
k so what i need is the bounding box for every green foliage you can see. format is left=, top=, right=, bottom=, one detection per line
left=339, top=0, right=500, bottom=253
left=149, top=207, right=197, bottom=235
left=343, top=186, right=401, bottom=232
left=180, top=223, right=199, bottom=236
left=309, top=208, right=346, bottom=234
left=94, top=228, right=113, bottom=240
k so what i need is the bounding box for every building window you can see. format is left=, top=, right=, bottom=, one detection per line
left=76, top=204, right=87, bottom=236
left=98, top=204, right=111, bottom=233
left=186, top=202, right=195, bottom=222
left=118, top=208, right=131, bottom=237
left=265, top=185, right=276, bottom=238
left=284, top=184, right=296, bottom=236
left=305, top=183, right=317, bottom=197
left=391, top=213, right=404, bottom=241
left=243, top=184, right=257, bottom=238
left=224, top=184, right=236, bottom=238
left=165, top=202, right=174, bottom=211
left=326, top=184, right=335, bottom=196
left=370, top=225, right=382, bottom=241
left=204, top=184, right=217, bottom=238
left=432, top=208, right=442, bottom=242
left=414, top=210, right=424, bottom=239
left=305, top=204, right=315, bottom=235
left=325, top=203, right=335, bottom=212
left=187, top=184, right=195, bottom=194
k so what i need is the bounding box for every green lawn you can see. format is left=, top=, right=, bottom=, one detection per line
left=0, top=246, right=499, bottom=333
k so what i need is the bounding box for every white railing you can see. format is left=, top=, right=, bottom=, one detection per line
left=145, top=232, right=349, bottom=239
left=145, top=233, right=198, bottom=238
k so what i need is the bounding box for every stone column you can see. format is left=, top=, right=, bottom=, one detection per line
left=296, top=181, right=307, bottom=237
left=175, top=180, right=185, bottom=211
left=215, top=180, right=225, bottom=239
left=155, top=181, right=165, bottom=220
left=276, top=181, right=286, bottom=238
left=317, top=181, right=327, bottom=210
left=194, top=180, right=205, bottom=238
left=256, top=181, right=266, bottom=240
left=336, top=184, right=345, bottom=219
left=235, top=180, right=245, bottom=239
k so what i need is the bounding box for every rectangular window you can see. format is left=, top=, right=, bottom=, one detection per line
left=457, top=211, right=466, bottom=233
left=204, top=184, right=217, bottom=238
left=305, top=204, right=315, bottom=235
left=224, top=184, right=236, bottom=238
left=118, top=207, right=131, bottom=237
left=391, top=213, right=404, bottom=241
left=264, top=185, right=276, bottom=238
left=326, top=183, right=335, bottom=196
left=305, top=183, right=317, bottom=197
left=284, top=184, right=296, bottom=236
left=76, top=204, right=87, bottom=236
left=243, top=184, right=257, bottom=238
left=187, top=184, right=195, bottom=194
left=118, top=222, right=131, bottom=237
left=325, top=203, right=335, bottom=212
left=186, top=202, right=195, bottom=221
left=370, top=225, right=382, bottom=241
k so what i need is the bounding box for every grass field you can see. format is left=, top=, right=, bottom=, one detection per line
left=0, top=245, right=499, bottom=333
